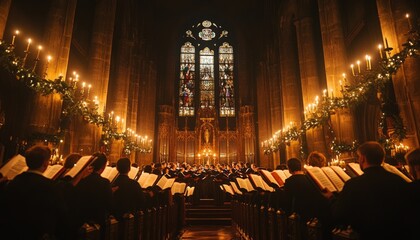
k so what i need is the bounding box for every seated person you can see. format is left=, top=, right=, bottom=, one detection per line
left=307, top=151, right=327, bottom=167
left=405, top=148, right=420, bottom=239
left=112, top=157, right=145, bottom=220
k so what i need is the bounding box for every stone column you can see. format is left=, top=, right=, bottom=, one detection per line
left=158, top=105, right=174, bottom=163
left=29, top=0, right=77, bottom=136
left=0, top=0, right=11, bottom=39
left=317, top=0, right=356, bottom=147
left=240, top=106, right=256, bottom=164
left=294, top=14, right=328, bottom=155
left=279, top=15, right=303, bottom=159
left=376, top=0, right=420, bottom=147
left=75, top=0, right=117, bottom=156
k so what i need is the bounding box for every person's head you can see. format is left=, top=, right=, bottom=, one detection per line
left=287, top=158, right=302, bottom=174
left=64, top=153, right=82, bottom=169
left=24, top=145, right=51, bottom=172
left=117, top=157, right=131, bottom=174
left=143, top=165, right=152, bottom=173
left=307, top=151, right=327, bottom=167
left=357, top=141, right=385, bottom=171
left=405, top=148, right=420, bottom=180
left=90, top=152, right=107, bottom=172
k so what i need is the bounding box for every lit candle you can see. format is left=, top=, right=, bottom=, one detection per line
left=11, top=30, right=19, bottom=45
left=339, top=80, right=343, bottom=91
left=356, top=60, right=361, bottom=73
left=406, top=13, right=412, bottom=29
left=367, top=55, right=371, bottom=70
left=25, top=38, right=32, bottom=52
left=323, top=89, right=327, bottom=98
left=36, top=45, right=42, bottom=59
left=47, top=55, right=52, bottom=63
left=350, top=64, right=355, bottom=76
left=378, top=44, right=383, bottom=59
left=88, top=84, right=92, bottom=96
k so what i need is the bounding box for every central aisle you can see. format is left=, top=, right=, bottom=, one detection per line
left=179, top=225, right=240, bottom=240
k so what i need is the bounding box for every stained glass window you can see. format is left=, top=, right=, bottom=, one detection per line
left=219, top=42, right=235, bottom=117
left=199, top=47, right=215, bottom=108
left=179, top=42, right=195, bottom=116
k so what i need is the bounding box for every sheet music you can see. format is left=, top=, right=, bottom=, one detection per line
left=306, top=167, right=338, bottom=192
left=156, top=175, right=176, bottom=190
left=65, top=155, right=92, bottom=178
left=101, top=166, right=119, bottom=182
left=222, top=184, right=235, bottom=195
left=382, top=163, right=412, bottom=183
left=230, top=181, right=242, bottom=195
left=0, top=154, right=28, bottom=180
left=171, top=182, right=187, bottom=195
left=347, top=162, right=364, bottom=176
left=272, top=170, right=288, bottom=184
left=322, top=167, right=345, bottom=192
left=128, top=167, right=139, bottom=180
left=43, top=165, right=64, bottom=179
left=260, top=169, right=280, bottom=187
left=330, top=166, right=351, bottom=182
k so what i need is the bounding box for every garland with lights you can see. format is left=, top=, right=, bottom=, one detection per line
left=263, top=20, right=419, bottom=157
left=0, top=41, right=152, bottom=155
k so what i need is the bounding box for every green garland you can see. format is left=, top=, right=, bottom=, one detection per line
left=264, top=22, right=419, bottom=156
left=0, top=42, right=151, bottom=155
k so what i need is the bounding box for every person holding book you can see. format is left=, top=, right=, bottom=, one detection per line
left=2, top=145, right=68, bottom=239
left=74, top=152, right=113, bottom=240
left=284, top=157, right=333, bottom=239
left=331, top=141, right=410, bottom=240
left=307, top=151, right=327, bottom=167
left=112, top=157, right=145, bottom=221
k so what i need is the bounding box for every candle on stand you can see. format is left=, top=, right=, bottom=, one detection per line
left=88, top=84, right=92, bottom=97
left=25, top=38, right=32, bottom=52
left=378, top=44, right=383, bottom=59
left=44, top=55, right=52, bottom=77
left=350, top=64, right=355, bottom=76
left=356, top=60, right=361, bottom=73
left=36, top=45, right=42, bottom=59
left=11, top=30, right=19, bottom=45
left=406, top=13, right=412, bottom=29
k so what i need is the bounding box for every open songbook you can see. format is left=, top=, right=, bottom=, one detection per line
left=101, top=166, right=119, bottom=182
left=64, top=155, right=93, bottom=178
left=382, top=163, right=412, bottom=182
left=236, top=177, right=255, bottom=192
left=185, top=186, right=195, bottom=196
left=222, top=184, right=235, bottom=195
left=230, top=181, right=243, bottom=195
left=171, top=182, right=187, bottom=195
left=249, top=174, right=275, bottom=192
left=155, top=175, right=176, bottom=190
left=346, top=162, right=364, bottom=177
left=305, top=166, right=349, bottom=192
left=43, top=164, right=65, bottom=180
left=128, top=166, right=140, bottom=180
left=260, top=169, right=290, bottom=187
left=137, top=172, right=159, bottom=189
left=0, top=154, right=28, bottom=180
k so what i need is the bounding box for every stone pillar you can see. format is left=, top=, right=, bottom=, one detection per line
left=75, top=0, right=117, bottom=157
left=317, top=0, right=356, bottom=147
left=376, top=0, right=420, bottom=147
left=157, top=105, right=174, bottom=163
left=294, top=14, right=328, bottom=155
left=279, top=15, right=303, bottom=159
left=29, top=0, right=77, bottom=136
left=106, top=0, right=134, bottom=162
left=0, top=0, right=11, bottom=39
left=240, top=106, right=256, bottom=164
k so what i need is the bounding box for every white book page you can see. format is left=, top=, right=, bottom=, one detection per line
left=142, top=173, right=159, bottom=188
left=222, top=184, right=235, bottom=195
left=273, top=170, right=288, bottom=184
left=65, top=155, right=92, bottom=178
left=382, top=163, right=412, bottom=183
left=322, top=167, right=345, bottom=192
left=128, top=167, right=139, bottom=179
left=230, top=181, right=242, bottom=195
left=171, top=182, right=186, bottom=195
left=260, top=169, right=280, bottom=187
left=137, top=172, right=150, bottom=188
left=347, top=162, right=364, bottom=176
left=101, top=166, right=119, bottom=182
left=330, top=166, right=351, bottom=182
left=43, top=165, right=64, bottom=179
left=306, top=166, right=338, bottom=192
left=0, top=154, right=28, bottom=180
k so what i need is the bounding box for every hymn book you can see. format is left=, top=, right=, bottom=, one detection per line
left=382, top=163, right=412, bottom=182
left=260, top=169, right=281, bottom=187
left=185, top=186, right=195, bottom=196
left=230, top=181, right=243, bottom=195
left=249, top=174, right=275, bottom=192
left=137, top=172, right=159, bottom=189
left=101, top=166, right=119, bottom=182
left=347, top=162, right=364, bottom=176
left=155, top=175, right=176, bottom=190
left=330, top=166, right=351, bottom=182
left=171, top=182, right=187, bottom=195
left=128, top=166, right=139, bottom=180
left=0, top=154, right=28, bottom=180
left=236, top=177, right=255, bottom=192
left=43, top=164, right=65, bottom=180
left=305, top=166, right=339, bottom=192
left=321, top=167, right=346, bottom=192
left=222, top=184, right=235, bottom=195
left=271, top=170, right=290, bottom=186
left=64, top=155, right=93, bottom=178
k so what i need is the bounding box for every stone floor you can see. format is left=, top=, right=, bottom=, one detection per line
left=179, top=225, right=241, bottom=240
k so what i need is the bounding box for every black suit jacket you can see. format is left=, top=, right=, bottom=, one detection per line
left=332, top=166, right=410, bottom=240
left=112, top=174, right=145, bottom=220
left=75, top=172, right=112, bottom=227
left=3, top=171, right=67, bottom=239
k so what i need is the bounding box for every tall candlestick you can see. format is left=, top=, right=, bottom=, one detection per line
left=25, top=38, right=32, bottom=52
left=11, top=30, right=19, bottom=45
left=378, top=44, right=383, bottom=59
left=406, top=13, right=412, bottom=29
left=36, top=45, right=42, bottom=59
left=356, top=60, right=361, bottom=73
left=350, top=64, right=355, bottom=76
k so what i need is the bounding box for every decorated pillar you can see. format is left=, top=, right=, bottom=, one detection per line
left=240, top=106, right=256, bottom=164
left=376, top=0, right=420, bottom=147
left=317, top=0, right=356, bottom=149
left=157, top=105, right=175, bottom=163
left=294, top=6, right=328, bottom=155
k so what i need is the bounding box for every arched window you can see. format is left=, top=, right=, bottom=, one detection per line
left=178, top=20, right=235, bottom=117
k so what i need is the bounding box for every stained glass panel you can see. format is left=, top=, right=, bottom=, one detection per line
left=200, top=47, right=214, bottom=108
left=219, top=42, right=235, bottom=117
left=179, top=42, right=195, bottom=116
